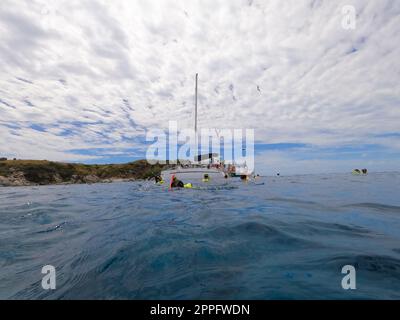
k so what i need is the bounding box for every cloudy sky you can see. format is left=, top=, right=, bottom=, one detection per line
left=0, top=0, right=399, bottom=174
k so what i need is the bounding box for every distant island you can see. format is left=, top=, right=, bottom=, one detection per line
left=0, top=159, right=168, bottom=187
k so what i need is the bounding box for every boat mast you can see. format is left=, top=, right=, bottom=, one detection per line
left=194, top=73, right=198, bottom=160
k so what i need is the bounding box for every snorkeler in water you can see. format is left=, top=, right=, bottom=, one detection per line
left=170, top=176, right=184, bottom=188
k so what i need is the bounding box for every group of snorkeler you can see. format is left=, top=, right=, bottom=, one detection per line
left=152, top=173, right=260, bottom=188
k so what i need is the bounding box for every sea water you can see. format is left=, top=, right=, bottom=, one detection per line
left=0, top=172, right=399, bottom=299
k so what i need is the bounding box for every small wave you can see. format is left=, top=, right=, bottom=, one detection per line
left=70, top=251, right=91, bottom=269
left=342, top=202, right=400, bottom=213
left=36, top=221, right=67, bottom=234
left=209, top=221, right=283, bottom=238
left=266, top=197, right=319, bottom=206
left=297, top=221, right=372, bottom=237
left=206, top=221, right=315, bottom=249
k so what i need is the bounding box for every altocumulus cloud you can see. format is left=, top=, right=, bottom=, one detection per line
left=0, top=0, right=399, bottom=173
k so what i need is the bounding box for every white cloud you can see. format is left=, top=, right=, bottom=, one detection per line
left=0, top=0, right=399, bottom=169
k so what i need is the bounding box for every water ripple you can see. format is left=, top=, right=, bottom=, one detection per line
left=1, top=173, right=400, bottom=299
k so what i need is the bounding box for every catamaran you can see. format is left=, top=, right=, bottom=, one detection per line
left=160, top=74, right=253, bottom=186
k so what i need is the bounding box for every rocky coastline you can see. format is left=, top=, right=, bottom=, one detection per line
left=0, top=159, right=167, bottom=187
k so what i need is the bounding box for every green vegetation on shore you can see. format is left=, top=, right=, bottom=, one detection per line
left=0, top=159, right=168, bottom=186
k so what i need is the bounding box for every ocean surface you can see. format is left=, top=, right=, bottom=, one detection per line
left=1, top=172, right=400, bottom=300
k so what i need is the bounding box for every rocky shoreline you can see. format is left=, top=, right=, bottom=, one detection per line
left=0, top=159, right=168, bottom=187
left=0, top=171, right=133, bottom=187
